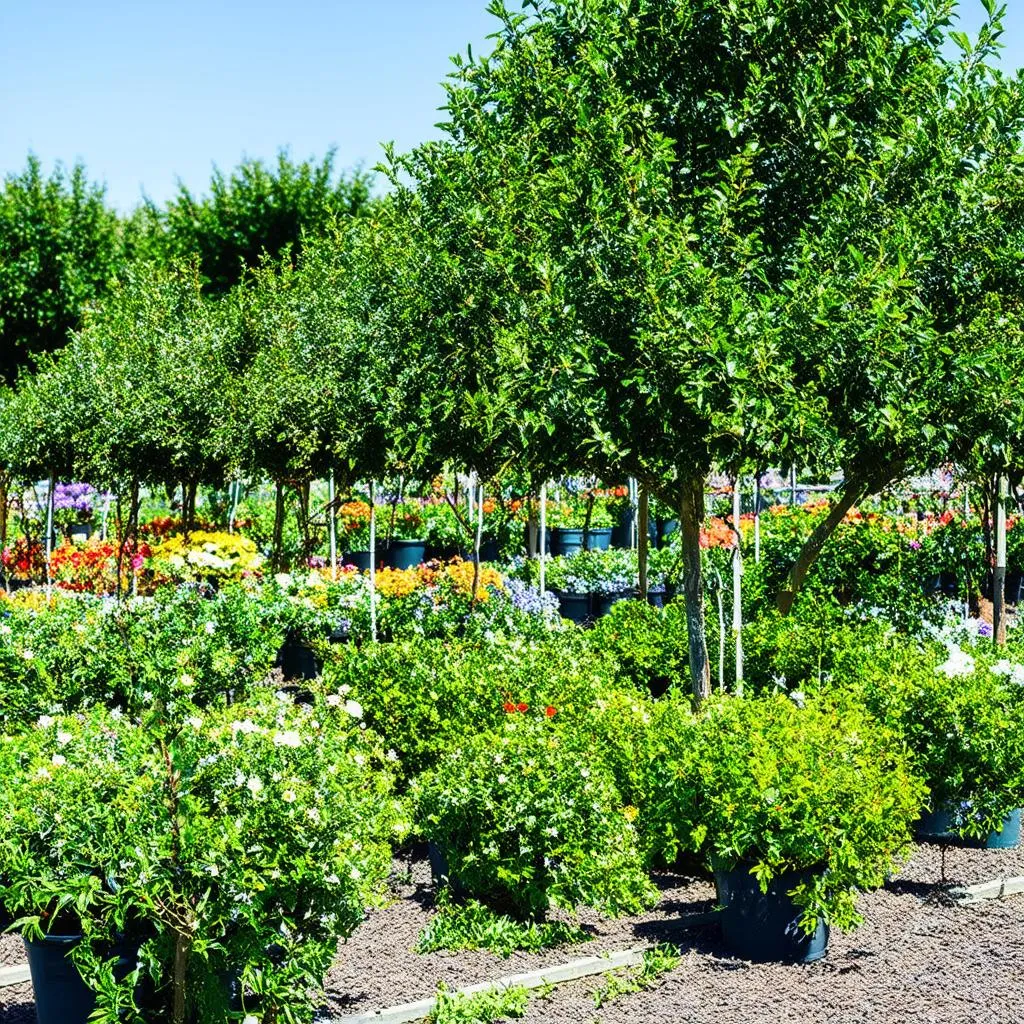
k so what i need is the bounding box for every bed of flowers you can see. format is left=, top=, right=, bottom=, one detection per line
left=3, top=489, right=1024, bottom=1021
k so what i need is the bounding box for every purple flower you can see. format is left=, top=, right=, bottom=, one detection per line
left=977, top=621, right=993, bottom=638
left=53, top=482, right=95, bottom=516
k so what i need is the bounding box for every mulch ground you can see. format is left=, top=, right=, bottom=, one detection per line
left=4, top=841, right=1024, bottom=1023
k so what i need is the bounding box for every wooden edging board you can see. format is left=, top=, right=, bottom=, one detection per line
left=949, top=875, right=1024, bottom=905
left=323, top=910, right=719, bottom=1024
left=0, top=964, right=30, bottom=988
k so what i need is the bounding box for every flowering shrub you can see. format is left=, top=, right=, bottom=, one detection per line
left=337, top=499, right=373, bottom=551
left=856, top=639, right=1024, bottom=839
left=49, top=538, right=153, bottom=593
left=1, top=538, right=45, bottom=581
left=413, top=715, right=656, bottom=920
left=0, top=693, right=403, bottom=1023
left=326, top=632, right=617, bottom=782
left=151, top=531, right=263, bottom=585
left=52, top=481, right=96, bottom=533
left=654, top=691, right=926, bottom=932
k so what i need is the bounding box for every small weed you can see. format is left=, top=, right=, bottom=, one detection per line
left=417, top=895, right=589, bottom=957
left=427, top=983, right=529, bottom=1023
left=592, top=943, right=681, bottom=1008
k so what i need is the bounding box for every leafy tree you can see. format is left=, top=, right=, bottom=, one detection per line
left=156, top=150, right=375, bottom=295
left=399, top=0, right=1010, bottom=700
left=0, top=155, right=123, bottom=383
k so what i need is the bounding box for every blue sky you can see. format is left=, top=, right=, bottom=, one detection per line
left=1, top=1, right=1020, bottom=212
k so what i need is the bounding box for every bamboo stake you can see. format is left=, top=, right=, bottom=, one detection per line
left=732, top=479, right=744, bottom=695
left=539, top=481, right=547, bottom=596
left=329, top=471, right=337, bottom=574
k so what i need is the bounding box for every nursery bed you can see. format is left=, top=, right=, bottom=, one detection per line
left=3, top=841, right=1024, bottom=1023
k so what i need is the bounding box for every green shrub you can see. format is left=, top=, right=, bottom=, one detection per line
left=857, top=640, right=1024, bottom=838
left=413, top=715, right=656, bottom=921
left=654, top=691, right=926, bottom=931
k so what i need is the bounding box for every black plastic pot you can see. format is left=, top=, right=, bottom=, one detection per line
left=551, top=528, right=586, bottom=557
left=713, top=866, right=829, bottom=963
left=274, top=633, right=322, bottom=682
left=343, top=550, right=373, bottom=571
left=584, top=527, right=613, bottom=552
left=554, top=590, right=591, bottom=625
left=592, top=590, right=633, bottom=619
left=655, top=519, right=679, bottom=548
left=645, top=590, right=665, bottom=609
left=427, top=840, right=468, bottom=900
left=915, top=805, right=1022, bottom=849
left=1007, top=571, right=1024, bottom=606
left=69, top=525, right=93, bottom=544
left=383, top=539, right=427, bottom=570
left=25, top=932, right=138, bottom=1024
left=611, top=509, right=634, bottom=549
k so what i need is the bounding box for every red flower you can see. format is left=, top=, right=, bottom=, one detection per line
left=544, top=706, right=557, bottom=718
left=503, top=701, right=516, bottom=713
left=516, top=702, right=528, bottom=713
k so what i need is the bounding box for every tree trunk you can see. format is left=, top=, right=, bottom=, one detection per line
left=172, top=930, right=191, bottom=1024
left=638, top=487, right=650, bottom=599
left=777, top=477, right=869, bottom=616
left=679, top=475, right=711, bottom=704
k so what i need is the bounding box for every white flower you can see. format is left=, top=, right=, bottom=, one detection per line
left=21, top=649, right=34, bottom=661
left=937, top=645, right=975, bottom=678
left=235, top=770, right=246, bottom=787
left=35, top=767, right=51, bottom=779
left=282, top=789, right=296, bottom=803
left=186, top=716, right=203, bottom=730
left=338, top=684, right=352, bottom=696
left=580, top=768, right=590, bottom=778
left=274, top=572, right=293, bottom=589
left=789, top=690, right=807, bottom=709
left=326, top=694, right=342, bottom=707
left=231, top=720, right=259, bottom=735
left=0, top=622, right=11, bottom=635
left=179, top=674, right=195, bottom=689
left=109, top=708, right=123, bottom=720
left=56, top=731, right=72, bottom=746
left=243, top=1013, right=259, bottom=1024
left=353, top=753, right=366, bottom=766
left=325, top=873, right=341, bottom=884
left=246, top=776, right=263, bottom=794
left=544, top=826, right=558, bottom=837
left=992, top=659, right=1014, bottom=676
left=51, top=754, right=66, bottom=766
left=273, top=730, right=302, bottom=748
left=350, top=867, right=361, bottom=880
left=37, top=715, right=55, bottom=729
left=204, top=621, right=217, bottom=635
left=306, top=807, right=320, bottom=822
left=386, top=749, right=399, bottom=762
left=497, top=773, right=508, bottom=784
left=207, top=864, right=220, bottom=877
left=344, top=699, right=363, bottom=719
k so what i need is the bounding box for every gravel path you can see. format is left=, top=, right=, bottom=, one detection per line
left=4, top=841, right=1024, bottom=1023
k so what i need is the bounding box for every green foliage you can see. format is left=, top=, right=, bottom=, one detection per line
left=413, top=715, right=657, bottom=921
left=417, top=893, right=587, bottom=957
left=157, top=150, right=374, bottom=295
left=324, top=632, right=616, bottom=781
left=856, top=640, right=1024, bottom=838
left=653, top=690, right=926, bottom=931
left=0, top=692, right=402, bottom=1023
left=0, top=155, right=124, bottom=383
left=587, top=599, right=690, bottom=696
left=591, top=943, right=681, bottom=1008
left=427, top=983, right=529, bottom=1024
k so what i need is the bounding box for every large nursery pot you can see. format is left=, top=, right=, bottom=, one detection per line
left=554, top=590, right=591, bottom=625
left=713, top=866, right=829, bottom=963
left=611, top=509, right=634, bottom=549
left=343, top=549, right=373, bottom=571
left=655, top=518, right=679, bottom=548
left=584, top=527, right=613, bottom=552
left=383, top=539, right=427, bottom=570
left=24, top=931, right=139, bottom=1024
left=916, top=805, right=1022, bottom=850
left=274, top=630, right=322, bottom=682
left=550, top=527, right=586, bottom=557
left=592, top=590, right=633, bottom=619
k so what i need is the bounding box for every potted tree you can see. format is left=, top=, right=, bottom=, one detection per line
left=653, top=691, right=925, bottom=962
